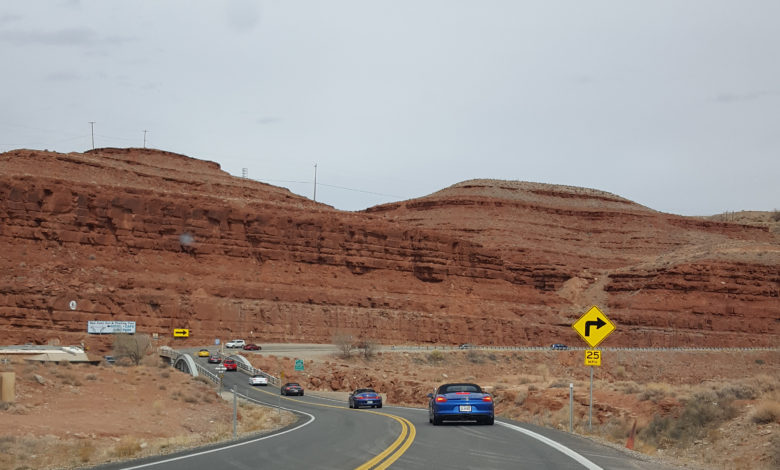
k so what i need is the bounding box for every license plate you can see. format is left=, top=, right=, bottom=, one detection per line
left=459, top=405, right=472, bottom=412
left=366, top=400, right=373, bottom=404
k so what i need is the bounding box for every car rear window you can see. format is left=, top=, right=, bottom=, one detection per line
left=441, top=384, right=481, bottom=393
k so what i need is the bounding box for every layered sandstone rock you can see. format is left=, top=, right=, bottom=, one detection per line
left=1, top=148, right=777, bottom=350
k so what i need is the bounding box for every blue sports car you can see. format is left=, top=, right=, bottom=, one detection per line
left=428, top=383, right=494, bottom=425
left=348, top=388, right=383, bottom=409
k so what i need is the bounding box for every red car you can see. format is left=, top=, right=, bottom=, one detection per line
left=208, top=355, right=222, bottom=364
left=243, top=343, right=262, bottom=351
left=223, top=358, right=237, bottom=371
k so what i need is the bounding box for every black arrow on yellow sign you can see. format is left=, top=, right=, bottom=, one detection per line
left=584, top=317, right=606, bottom=336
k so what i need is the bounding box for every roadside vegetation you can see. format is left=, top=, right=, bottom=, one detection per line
left=286, top=346, right=779, bottom=469
left=0, top=350, right=295, bottom=470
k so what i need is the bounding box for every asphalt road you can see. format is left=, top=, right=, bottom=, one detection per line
left=93, top=350, right=680, bottom=470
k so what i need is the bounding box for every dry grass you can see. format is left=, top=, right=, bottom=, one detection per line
left=638, top=383, right=674, bottom=403
left=113, top=436, right=142, bottom=458
left=427, top=350, right=445, bottom=364
left=750, top=400, right=780, bottom=424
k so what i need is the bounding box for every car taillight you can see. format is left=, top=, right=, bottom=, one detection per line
left=435, top=396, right=447, bottom=403
left=482, top=396, right=493, bottom=402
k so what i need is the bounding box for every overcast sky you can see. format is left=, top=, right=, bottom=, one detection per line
left=2, top=1, right=778, bottom=215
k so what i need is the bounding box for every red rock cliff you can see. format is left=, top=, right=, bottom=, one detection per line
left=1, top=149, right=778, bottom=349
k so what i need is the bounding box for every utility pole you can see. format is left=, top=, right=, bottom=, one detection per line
left=89, top=121, right=95, bottom=149
left=313, top=163, right=317, bottom=202
left=143, top=130, right=147, bottom=148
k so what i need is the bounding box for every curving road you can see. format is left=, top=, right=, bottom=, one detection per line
left=93, top=351, right=680, bottom=470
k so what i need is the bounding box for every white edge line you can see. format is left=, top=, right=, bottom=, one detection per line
left=498, top=422, right=603, bottom=470
left=120, top=398, right=315, bottom=469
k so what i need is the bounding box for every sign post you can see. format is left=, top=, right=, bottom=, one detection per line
left=294, top=359, right=304, bottom=372
left=572, top=306, right=615, bottom=431
left=215, top=365, right=227, bottom=394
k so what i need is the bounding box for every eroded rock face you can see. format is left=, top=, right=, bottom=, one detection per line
left=1, top=149, right=778, bottom=349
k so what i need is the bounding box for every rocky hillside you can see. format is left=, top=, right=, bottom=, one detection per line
left=1, top=148, right=778, bottom=349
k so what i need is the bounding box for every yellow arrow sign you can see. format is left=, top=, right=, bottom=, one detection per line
left=572, top=306, right=615, bottom=348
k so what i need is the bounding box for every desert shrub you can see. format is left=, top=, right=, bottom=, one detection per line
left=771, top=433, right=780, bottom=467
left=515, top=389, right=528, bottom=406
left=755, top=359, right=765, bottom=365
left=528, top=384, right=538, bottom=392
left=717, top=383, right=757, bottom=401
left=183, top=394, right=198, bottom=404
left=332, top=331, right=354, bottom=359
left=112, top=334, right=152, bottom=366
left=160, top=370, right=170, bottom=379
left=0, top=435, right=15, bottom=450
left=639, top=383, right=672, bottom=403
left=193, top=375, right=211, bottom=385
left=639, top=414, right=673, bottom=447
left=640, top=391, right=738, bottom=448
left=600, top=416, right=632, bottom=441
left=614, top=365, right=627, bottom=380
left=750, top=400, right=780, bottom=424
left=170, top=390, right=183, bottom=401
left=771, top=209, right=780, bottom=222
left=85, top=373, right=98, bottom=381
left=466, top=350, right=484, bottom=364
left=358, top=339, right=378, bottom=359
left=427, top=350, right=444, bottom=364
left=548, top=379, right=569, bottom=389
left=517, top=376, right=531, bottom=385
left=114, top=437, right=142, bottom=457
left=486, top=353, right=497, bottom=362
left=77, top=440, right=95, bottom=463
left=0, top=401, right=10, bottom=411
left=59, top=373, right=82, bottom=386
left=159, top=384, right=166, bottom=390
left=615, top=381, right=641, bottom=395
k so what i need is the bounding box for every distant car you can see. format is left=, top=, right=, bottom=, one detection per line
left=249, top=374, right=268, bottom=386
left=207, top=355, right=222, bottom=364
left=243, top=343, right=261, bottom=351
left=223, top=358, right=237, bottom=371
left=103, top=355, right=115, bottom=364
left=280, top=382, right=304, bottom=396
left=226, top=339, right=246, bottom=348
left=428, top=383, right=494, bottom=425
left=198, top=349, right=210, bottom=357
left=550, top=343, right=568, bottom=350
left=458, top=343, right=473, bottom=349
left=349, top=388, right=382, bottom=409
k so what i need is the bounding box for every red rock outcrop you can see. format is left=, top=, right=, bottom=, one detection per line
left=1, top=148, right=777, bottom=349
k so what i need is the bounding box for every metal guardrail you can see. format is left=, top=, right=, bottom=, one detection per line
left=384, top=345, right=779, bottom=352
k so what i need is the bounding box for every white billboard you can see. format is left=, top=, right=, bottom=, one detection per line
left=87, top=321, right=136, bottom=334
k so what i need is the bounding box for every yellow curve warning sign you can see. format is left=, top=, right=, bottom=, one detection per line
left=572, top=306, right=615, bottom=348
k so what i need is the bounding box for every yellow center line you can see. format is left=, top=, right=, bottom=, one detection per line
left=249, top=387, right=416, bottom=468
left=360, top=412, right=416, bottom=470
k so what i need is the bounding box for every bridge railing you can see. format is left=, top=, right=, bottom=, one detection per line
left=233, top=357, right=280, bottom=386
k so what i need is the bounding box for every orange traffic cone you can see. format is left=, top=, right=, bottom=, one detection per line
left=626, top=419, right=637, bottom=449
